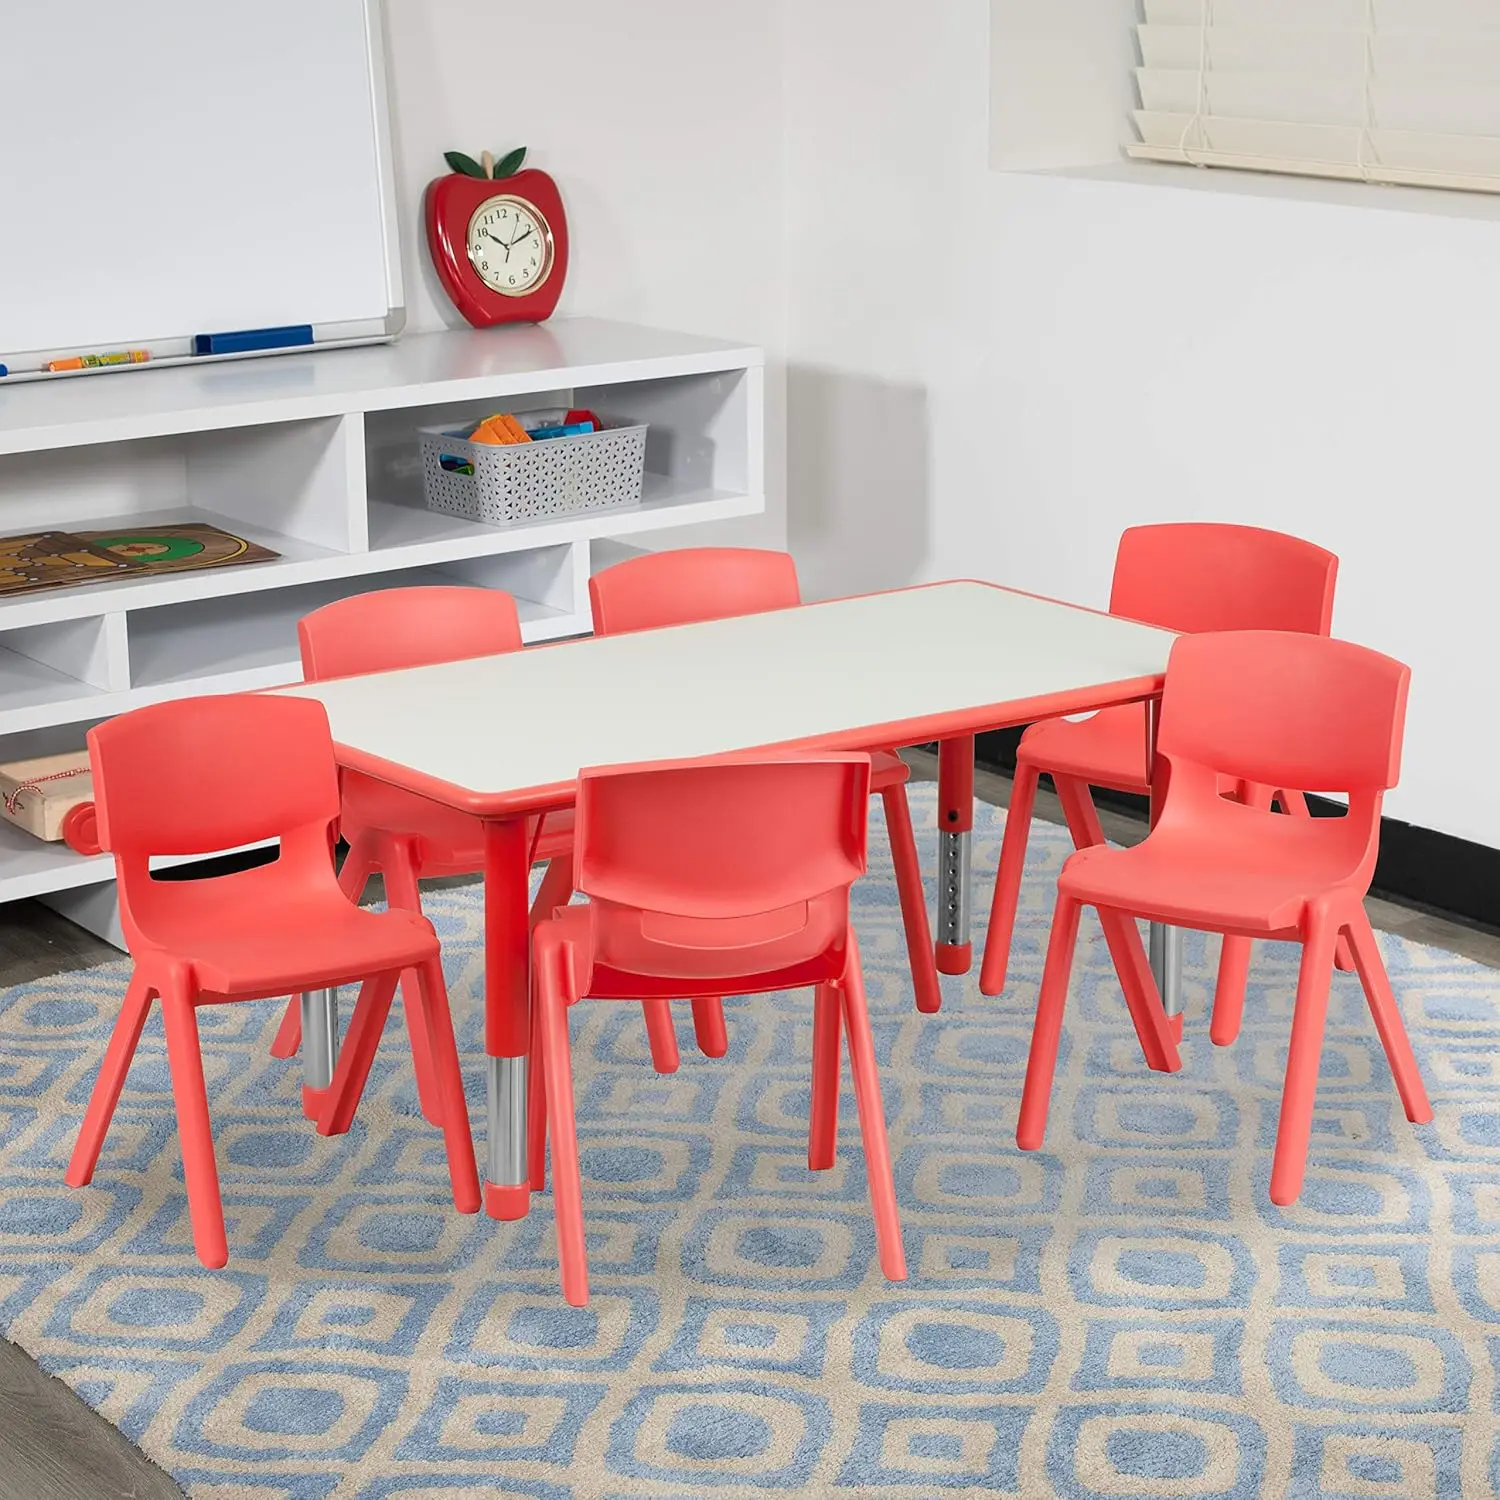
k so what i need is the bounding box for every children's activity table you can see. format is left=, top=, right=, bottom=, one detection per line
left=280, top=580, right=1180, bottom=1218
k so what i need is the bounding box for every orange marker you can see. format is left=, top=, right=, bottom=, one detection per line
left=47, top=351, right=151, bottom=372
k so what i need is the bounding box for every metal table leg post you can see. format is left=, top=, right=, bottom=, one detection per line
left=936, top=735, right=976, bottom=975
left=487, top=1055, right=527, bottom=1203
left=300, top=988, right=338, bottom=1120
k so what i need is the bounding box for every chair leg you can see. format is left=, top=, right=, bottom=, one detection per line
left=808, top=982, right=841, bottom=1171
left=979, top=761, right=1040, bottom=997
left=538, top=946, right=589, bottom=1307
left=409, top=955, right=481, bottom=1214
left=315, top=971, right=400, bottom=1137
left=380, top=841, right=445, bottom=1129
left=526, top=971, right=548, bottom=1193
left=270, top=838, right=377, bottom=1062
left=881, top=782, right=942, bottom=1015
left=523, top=860, right=575, bottom=1195
left=1210, top=937, right=1254, bottom=1047
left=1054, top=779, right=1180, bottom=1074
left=1345, top=908, right=1433, bottom=1126
left=643, top=998, right=680, bottom=1074
left=690, top=998, right=729, bottom=1058
left=268, top=996, right=303, bottom=1061
left=1269, top=914, right=1339, bottom=1206
left=66, top=972, right=155, bottom=1188
left=1276, top=790, right=1356, bottom=974
left=525, top=906, right=555, bottom=1188
left=1210, top=782, right=1275, bottom=1048
left=1017, top=893, right=1082, bottom=1151
left=837, top=931, right=907, bottom=1282
left=529, top=856, right=574, bottom=929
left=1054, top=773, right=1108, bottom=853
left=159, top=989, right=228, bottom=1270
left=270, top=836, right=378, bottom=1060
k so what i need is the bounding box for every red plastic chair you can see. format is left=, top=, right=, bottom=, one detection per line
left=589, top=548, right=942, bottom=1056
left=525, top=753, right=907, bottom=1305
left=979, top=523, right=1346, bottom=1035
left=65, top=694, right=480, bottom=1268
left=1015, top=631, right=1432, bottom=1205
left=268, top=587, right=685, bottom=1108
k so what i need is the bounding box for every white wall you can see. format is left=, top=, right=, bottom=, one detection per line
left=381, top=0, right=786, bottom=549
left=785, top=0, right=1500, bottom=848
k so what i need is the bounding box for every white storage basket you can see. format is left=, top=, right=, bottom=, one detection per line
left=418, top=410, right=647, bottom=528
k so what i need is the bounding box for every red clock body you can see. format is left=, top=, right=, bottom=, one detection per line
left=425, top=167, right=569, bottom=327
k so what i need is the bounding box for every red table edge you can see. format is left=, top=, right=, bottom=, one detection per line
left=294, top=578, right=1174, bottom=813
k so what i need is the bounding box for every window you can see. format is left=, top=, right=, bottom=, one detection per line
left=1128, top=0, right=1500, bottom=194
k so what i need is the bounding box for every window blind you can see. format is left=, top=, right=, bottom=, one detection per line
left=1127, top=0, right=1500, bottom=194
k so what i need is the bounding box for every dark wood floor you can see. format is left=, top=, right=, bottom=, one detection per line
left=0, top=759, right=1495, bottom=1498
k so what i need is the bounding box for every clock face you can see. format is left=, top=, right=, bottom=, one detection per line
left=466, top=194, right=554, bottom=296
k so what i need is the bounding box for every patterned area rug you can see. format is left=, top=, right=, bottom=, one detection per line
left=0, top=787, right=1495, bottom=1499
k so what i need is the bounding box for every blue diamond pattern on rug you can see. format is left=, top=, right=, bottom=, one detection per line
left=0, top=787, right=1493, bottom=1497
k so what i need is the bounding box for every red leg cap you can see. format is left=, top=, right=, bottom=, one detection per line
left=935, top=942, right=972, bottom=976
left=485, top=1180, right=532, bottom=1221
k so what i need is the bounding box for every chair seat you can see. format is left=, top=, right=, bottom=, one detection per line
left=869, top=749, right=909, bottom=792
left=136, top=862, right=438, bottom=996
left=1018, top=705, right=1149, bottom=793
left=1059, top=799, right=1364, bottom=936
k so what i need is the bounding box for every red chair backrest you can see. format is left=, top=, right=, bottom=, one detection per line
left=1159, top=631, right=1409, bottom=795
left=589, top=547, right=801, bottom=636
left=573, top=755, right=871, bottom=981
left=1110, top=523, right=1337, bottom=637
left=298, top=586, right=524, bottom=682
left=88, top=695, right=342, bottom=944
left=90, top=694, right=340, bottom=860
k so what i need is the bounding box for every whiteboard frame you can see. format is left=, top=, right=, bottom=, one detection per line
left=0, top=0, right=405, bottom=386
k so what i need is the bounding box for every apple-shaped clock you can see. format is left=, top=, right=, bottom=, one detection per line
left=425, top=146, right=569, bottom=327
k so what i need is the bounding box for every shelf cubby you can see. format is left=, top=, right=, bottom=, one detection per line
left=0, top=319, right=764, bottom=940
left=0, top=614, right=127, bottom=736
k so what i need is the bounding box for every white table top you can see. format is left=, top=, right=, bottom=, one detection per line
left=280, top=581, right=1175, bottom=814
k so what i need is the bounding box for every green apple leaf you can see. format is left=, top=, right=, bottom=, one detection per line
left=444, top=150, right=486, bottom=178
left=494, top=146, right=528, bottom=179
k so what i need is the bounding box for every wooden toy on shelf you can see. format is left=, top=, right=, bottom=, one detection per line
left=0, top=754, right=100, bottom=853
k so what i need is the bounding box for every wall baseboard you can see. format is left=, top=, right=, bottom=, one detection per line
left=966, top=729, right=1500, bottom=932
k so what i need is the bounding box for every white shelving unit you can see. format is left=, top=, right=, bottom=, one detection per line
left=0, top=318, right=764, bottom=937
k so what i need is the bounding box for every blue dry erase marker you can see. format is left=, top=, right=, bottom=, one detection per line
left=192, top=325, right=314, bottom=356
left=0, top=365, right=9, bottom=378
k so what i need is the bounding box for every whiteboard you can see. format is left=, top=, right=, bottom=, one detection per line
left=0, top=0, right=403, bottom=376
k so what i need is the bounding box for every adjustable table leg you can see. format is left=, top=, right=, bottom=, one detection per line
left=936, top=735, right=975, bottom=975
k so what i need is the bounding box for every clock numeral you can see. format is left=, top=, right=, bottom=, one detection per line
left=508, top=275, right=516, bottom=285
